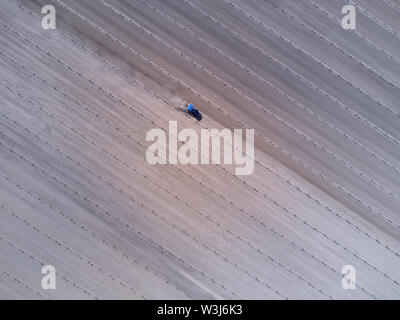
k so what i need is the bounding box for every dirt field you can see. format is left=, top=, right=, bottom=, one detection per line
left=0, top=0, right=399, bottom=299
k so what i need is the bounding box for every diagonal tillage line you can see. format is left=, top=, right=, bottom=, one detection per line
left=1, top=112, right=336, bottom=299
left=139, top=0, right=400, bottom=193
left=0, top=136, right=288, bottom=299
left=0, top=120, right=371, bottom=299
left=130, top=0, right=400, bottom=180
left=0, top=57, right=228, bottom=298
left=182, top=0, right=400, bottom=149
left=382, top=0, right=400, bottom=12
left=119, top=0, right=400, bottom=255
left=262, top=0, right=400, bottom=109
left=1, top=1, right=398, bottom=298
left=0, top=78, right=396, bottom=296
left=0, top=233, right=98, bottom=299
left=0, top=204, right=146, bottom=299
left=0, top=169, right=234, bottom=298
left=3, top=97, right=377, bottom=298
left=0, top=44, right=286, bottom=295
left=0, top=23, right=396, bottom=278
left=0, top=48, right=308, bottom=296
left=6, top=0, right=400, bottom=292
left=86, top=1, right=400, bottom=286
left=90, top=1, right=400, bottom=213
left=95, top=0, right=400, bottom=203
left=0, top=83, right=234, bottom=299
left=295, top=0, right=400, bottom=90
left=20, top=2, right=398, bottom=261
left=223, top=0, right=400, bottom=118
left=347, top=0, right=400, bottom=41
left=305, top=0, right=400, bottom=66
left=4, top=1, right=398, bottom=296
left=3, top=59, right=388, bottom=293
left=0, top=268, right=48, bottom=299
left=39, top=0, right=400, bottom=240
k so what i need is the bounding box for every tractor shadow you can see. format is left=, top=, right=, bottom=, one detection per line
left=175, top=106, right=202, bottom=122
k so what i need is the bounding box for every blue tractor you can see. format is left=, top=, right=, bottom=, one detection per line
left=187, top=103, right=202, bottom=121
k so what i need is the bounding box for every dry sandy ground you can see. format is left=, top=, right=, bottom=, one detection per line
left=0, top=0, right=399, bottom=299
